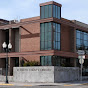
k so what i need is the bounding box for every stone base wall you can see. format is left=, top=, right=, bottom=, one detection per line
left=0, top=76, right=13, bottom=82
left=13, top=66, right=79, bottom=83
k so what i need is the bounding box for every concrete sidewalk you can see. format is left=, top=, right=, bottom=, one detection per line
left=0, top=80, right=88, bottom=86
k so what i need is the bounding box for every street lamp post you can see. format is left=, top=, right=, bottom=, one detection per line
left=2, top=42, right=12, bottom=83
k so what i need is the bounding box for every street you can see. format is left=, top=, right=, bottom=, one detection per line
left=0, top=84, right=88, bottom=88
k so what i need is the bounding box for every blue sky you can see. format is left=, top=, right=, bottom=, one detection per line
left=0, top=0, right=88, bottom=24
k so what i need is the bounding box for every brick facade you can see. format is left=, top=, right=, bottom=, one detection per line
left=0, top=1, right=88, bottom=75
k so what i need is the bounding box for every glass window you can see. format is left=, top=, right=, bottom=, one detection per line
left=77, top=39, right=80, bottom=45
left=41, top=42, right=44, bottom=50
left=45, top=5, right=48, bottom=18
left=48, top=56, right=52, bottom=66
left=48, top=22, right=52, bottom=32
left=76, top=30, right=88, bottom=51
left=54, top=41, right=56, bottom=49
left=40, top=4, right=61, bottom=19
left=58, top=7, right=60, bottom=19
left=56, top=5, right=58, bottom=18
left=40, top=22, right=60, bottom=50
left=44, top=56, right=47, bottom=66
left=40, top=23, right=44, bottom=33
left=53, top=23, right=55, bottom=31
left=48, top=32, right=52, bottom=41
left=56, top=23, right=58, bottom=32
left=58, top=33, right=60, bottom=41
left=53, top=5, right=55, bottom=18
left=41, top=56, right=61, bottom=66
left=54, top=32, right=56, bottom=41
left=76, top=30, right=80, bottom=33
left=45, top=41, right=47, bottom=50
left=45, top=32, right=47, bottom=41
left=41, top=32, right=44, bottom=41
left=45, top=23, right=47, bottom=33
left=84, top=41, right=87, bottom=46
left=56, top=41, right=58, bottom=49
left=58, top=24, right=60, bottom=32
left=84, top=34, right=87, bottom=40
left=57, top=42, right=60, bottom=50
left=49, top=5, right=52, bottom=18
left=56, top=33, right=58, bottom=41
left=76, top=32, right=80, bottom=39
left=48, top=41, right=52, bottom=49
left=53, top=23, right=61, bottom=50
left=41, top=56, right=44, bottom=66
left=41, top=6, right=44, bottom=19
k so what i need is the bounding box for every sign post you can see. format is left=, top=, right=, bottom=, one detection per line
left=77, top=50, right=85, bottom=81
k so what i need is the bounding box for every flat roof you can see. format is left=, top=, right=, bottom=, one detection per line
left=40, top=1, right=62, bottom=7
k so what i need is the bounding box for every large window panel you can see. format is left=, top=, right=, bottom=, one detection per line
left=41, top=56, right=45, bottom=66
left=48, top=41, right=52, bottom=49
left=41, top=42, right=44, bottom=50
left=45, top=56, right=47, bottom=65
left=48, top=22, right=52, bottom=31
left=48, top=32, right=52, bottom=41
left=45, top=23, right=48, bottom=33
left=56, top=23, right=58, bottom=32
left=76, top=32, right=80, bottom=39
left=41, top=32, right=44, bottom=41
left=41, top=56, right=65, bottom=66
left=41, top=6, right=44, bottom=19
left=53, top=23, right=61, bottom=50
left=58, top=33, right=60, bottom=41
left=58, top=7, right=61, bottom=19
left=84, top=41, right=87, bottom=46
left=77, top=39, right=80, bottom=45
left=49, top=5, right=52, bottom=18
left=56, top=5, right=58, bottom=18
left=58, top=24, right=60, bottom=32
left=45, top=5, right=48, bottom=18
left=84, top=33, right=87, bottom=40
left=76, top=30, right=88, bottom=50
left=45, top=41, right=47, bottom=50
left=53, top=5, right=56, bottom=18
left=40, top=4, right=61, bottom=19
left=57, top=42, right=60, bottom=50
left=40, top=22, right=60, bottom=50
left=48, top=56, right=52, bottom=66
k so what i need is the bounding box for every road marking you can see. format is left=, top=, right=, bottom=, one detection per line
left=0, top=84, right=14, bottom=86
left=64, top=84, right=72, bottom=86
left=82, top=83, right=88, bottom=85
left=24, top=85, right=32, bottom=86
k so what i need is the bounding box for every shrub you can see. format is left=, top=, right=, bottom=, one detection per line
left=23, top=61, right=40, bottom=66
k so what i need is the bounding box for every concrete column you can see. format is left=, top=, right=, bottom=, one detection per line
left=18, top=27, right=21, bottom=67
left=0, top=30, right=2, bottom=53
left=9, top=28, right=11, bottom=43
left=70, top=27, right=76, bottom=52
left=11, top=29, right=15, bottom=52
left=74, top=28, right=76, bottom=53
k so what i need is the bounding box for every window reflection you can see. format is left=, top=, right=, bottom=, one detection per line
left=40, top=22, right=61, bottom=50
left=41, top=4, right=61, bottom=19
left=76, top=30, right=88, bottom=50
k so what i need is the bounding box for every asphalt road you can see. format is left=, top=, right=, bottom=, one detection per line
left=0, top=85, right=88, bottom=88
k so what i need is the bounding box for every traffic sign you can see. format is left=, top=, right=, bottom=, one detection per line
left=78, top=55, right=85, bottom=59
left=79, top=59, right=84, bottom=64
left=77, top=50, right=85, bottom=55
